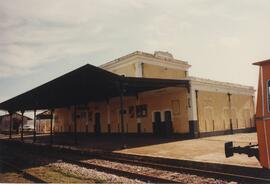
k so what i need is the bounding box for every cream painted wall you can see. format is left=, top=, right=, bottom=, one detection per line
left=231, top=94, right=255, bottom=129
left=107, top=61, right=187, bottom=80
left=138, top=87, right=189, bottom=133
left=54, top=87, right=189, bottom=134
left=197, top=91, right=255, bottom=133
left=111, top=63, right=136, bottom=77
left=142, top=63, right=186, bottom=79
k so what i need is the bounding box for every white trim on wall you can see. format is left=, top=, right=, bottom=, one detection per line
left=190, top=78, right=255, bottom=96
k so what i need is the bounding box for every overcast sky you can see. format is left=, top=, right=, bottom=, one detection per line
left=0, top=0, right=270, bottom=115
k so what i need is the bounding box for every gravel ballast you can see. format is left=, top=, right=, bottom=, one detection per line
left=49, top=161, right=145, bottom=183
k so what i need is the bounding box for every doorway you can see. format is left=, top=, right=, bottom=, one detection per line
left=94, top=112, right=101, bottom=134
left=152, top=111, right=162, bottom=136
left=164, top=111, right=173, bottom=136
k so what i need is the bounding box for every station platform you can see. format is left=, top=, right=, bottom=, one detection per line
left=0, top=132, right=261, bottom=168
left=117, top=133, right=261, bottom=168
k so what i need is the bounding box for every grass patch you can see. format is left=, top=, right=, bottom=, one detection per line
left=26, top=166, right=97, bottom=183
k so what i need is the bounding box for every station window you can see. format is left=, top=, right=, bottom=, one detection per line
left=136, top=104, right=148, bottom=117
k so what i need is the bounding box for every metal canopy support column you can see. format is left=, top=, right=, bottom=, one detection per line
left=21, top=110, right=25, bottom=142
left=74, top=105, right=77, bottom=145
left=120, top=86, right=124, bottom=134
left=119, top=81, right=126, bottom=148
left=33, top=109, right=36, bottom=143
left=50, top=109, right=54, bottom=145
left=8, top=111, right=13, bottom=139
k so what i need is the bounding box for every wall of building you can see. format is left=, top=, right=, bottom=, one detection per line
left=111, top=63, right=136, bottom=77
left=54, top=108, right=72, bottom=133
left=0, top=114, right=28, bottom=133
left=197, top=91, right=255, bottom=134
left=142, top=63, right=186, bottom=79
left=108, top=62, right=187, bottom=79
left=54, top=87, right=189, bottom=134
left=36, top=119, right=51, bottom=133
left=231, top=94, right=255, bottom=129
left=138, top=87, right=189, bottom=133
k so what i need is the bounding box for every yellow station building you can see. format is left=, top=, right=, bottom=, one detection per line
left=53, top=51, right=255, bottom=138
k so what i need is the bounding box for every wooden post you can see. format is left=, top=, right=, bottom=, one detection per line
left=50, top=109, right=54, bottom=145
left=74, top=105, right=77, bottom=145
left=9, top=112, right=12, bottom=139
left=21, top=110, right=25, bottom=142
left=33, top=109, right=36, bottom=142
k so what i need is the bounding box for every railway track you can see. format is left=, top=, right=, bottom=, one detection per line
left=44, top=148, right=270, bottom=183
left=51, top=146, right=270, bottom=183
left=1, top=143, right=177, bottom=183
left=0, top=159, right=46, bottom=183
left=63, top=158, right=178, bottom=183
left=2, top=140, right=270, bottom=183
left=95, top=154, right=270, bottom=184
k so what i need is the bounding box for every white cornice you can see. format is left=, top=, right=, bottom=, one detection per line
left=189, top=76, right=255, bottom=96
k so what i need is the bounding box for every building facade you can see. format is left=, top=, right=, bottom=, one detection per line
left=36, top=111, right=53, bottom=133
left=0, top=113, right=31, bottom=133
left=53, top=51, right=255, bottom=137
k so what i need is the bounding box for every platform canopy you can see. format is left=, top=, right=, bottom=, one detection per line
left=0, top=64, right=189, bottom=112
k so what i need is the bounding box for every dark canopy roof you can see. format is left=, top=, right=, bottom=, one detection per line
left=0, top=64, right=189, bottom=112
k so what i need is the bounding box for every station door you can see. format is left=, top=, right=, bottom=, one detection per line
left=94, top=112, right=101, bottom=134
left=153, top=111, right=173, bottom=137
left=164, top=111, right=173, bottom=136
left=153, top=112, right=162, bottom=136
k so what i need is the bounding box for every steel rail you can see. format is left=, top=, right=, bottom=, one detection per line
left=96, top=154, right=270, bottom=184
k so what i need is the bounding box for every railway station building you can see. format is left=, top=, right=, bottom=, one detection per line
left=0, top=113, right=31, bottom=133
left=52, top=51, right=255, bottom=137
left=0, top=51, right=255, bottom=139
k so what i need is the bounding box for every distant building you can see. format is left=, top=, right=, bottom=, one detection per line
left=53, top=51, right=255, bottom=137
left=0, top=113, right=31, bottom=133
left=36, top=111, right=53, bottom=133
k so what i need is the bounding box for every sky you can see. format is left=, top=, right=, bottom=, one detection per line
left=0, top=0, right=270, bottom=116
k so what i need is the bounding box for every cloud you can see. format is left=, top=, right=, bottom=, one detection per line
left=0, top=0, right=269, bottom=92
